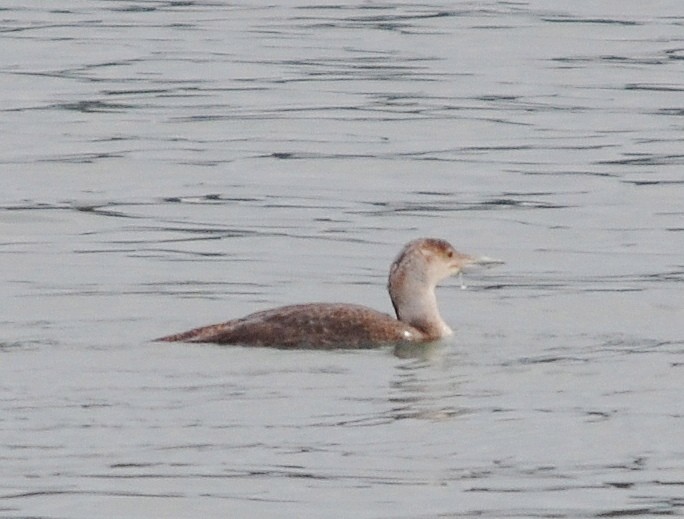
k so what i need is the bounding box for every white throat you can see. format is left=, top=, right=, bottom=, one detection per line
left=390, top=276, right=452, bottom=340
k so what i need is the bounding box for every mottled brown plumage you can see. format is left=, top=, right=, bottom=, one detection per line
left=157, top=303, right=420, bottom=349
left=156, top=238, right=501, bottom=349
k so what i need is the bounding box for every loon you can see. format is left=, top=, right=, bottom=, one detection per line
left=156, top=238, right=501, bottom=349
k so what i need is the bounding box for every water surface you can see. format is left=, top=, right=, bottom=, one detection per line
left=1, top=1, right=683, bottom=518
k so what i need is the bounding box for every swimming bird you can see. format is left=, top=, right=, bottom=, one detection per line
left=156, top=238, right=501, bottom=349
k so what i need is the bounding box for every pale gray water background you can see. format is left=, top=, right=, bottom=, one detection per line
left=1, top=1, right=683, bottom=517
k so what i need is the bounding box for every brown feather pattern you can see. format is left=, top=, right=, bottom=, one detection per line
left=156, top=303, right=422, bottom=349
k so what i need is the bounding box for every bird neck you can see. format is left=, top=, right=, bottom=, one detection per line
left=390, top=278, right=452, bottom=340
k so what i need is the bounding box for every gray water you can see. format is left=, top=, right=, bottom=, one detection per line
left=1, top=1, right=683, bottom=518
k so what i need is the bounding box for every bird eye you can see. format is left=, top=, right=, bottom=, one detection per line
left=447, top=251, right=454, bottom=258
